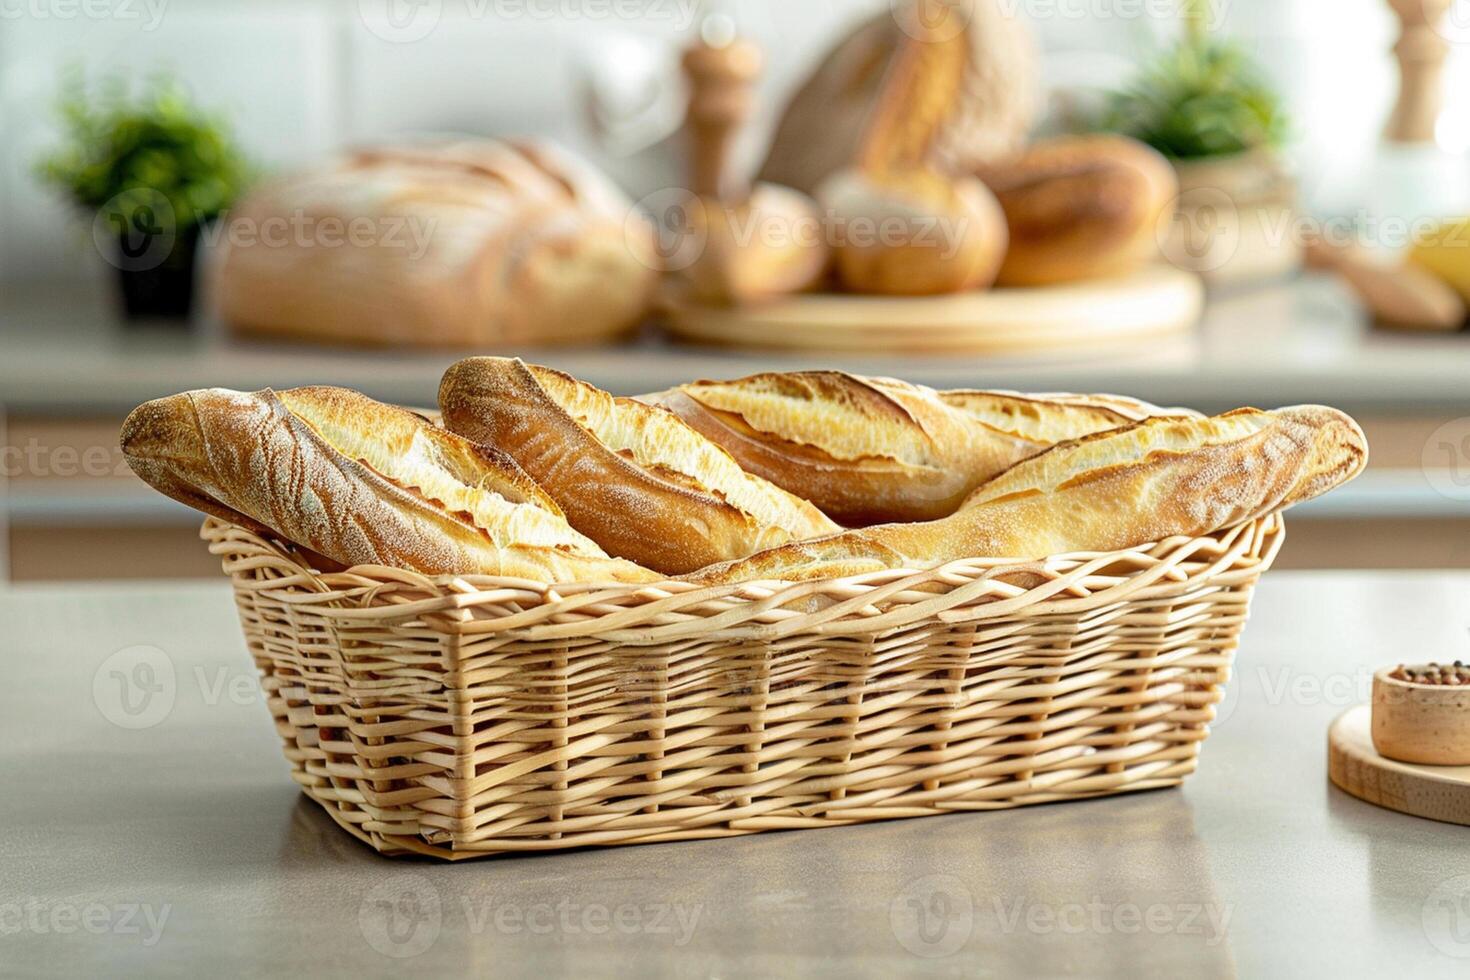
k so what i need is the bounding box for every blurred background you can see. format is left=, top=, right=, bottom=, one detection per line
left=3, top=0, right=1470, bottom=578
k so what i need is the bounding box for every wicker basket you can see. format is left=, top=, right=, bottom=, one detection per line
left=203, top=512, right=1284, bottom=860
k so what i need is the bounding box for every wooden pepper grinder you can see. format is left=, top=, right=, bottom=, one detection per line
left=681, top=14, right=761, bottom=202
left=1384, top=0, right=1452, bottom=142
left=677, top=14, right=830, bottom=304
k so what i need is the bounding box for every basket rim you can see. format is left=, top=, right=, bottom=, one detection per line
left=202, top=513, right=1284, bottom=641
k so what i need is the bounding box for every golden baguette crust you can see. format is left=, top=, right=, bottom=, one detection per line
left=438, top=358, right=840, bottom=575
left=687, top=406, right=1367, bottom=583
left=645, top=372, right=1192, bottom=525
left=120, top=386, right=656, bottom=582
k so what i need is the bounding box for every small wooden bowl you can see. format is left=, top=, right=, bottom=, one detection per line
left=1372, top=666, right=1470, bottom=766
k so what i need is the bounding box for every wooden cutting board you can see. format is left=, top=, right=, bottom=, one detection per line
left=663, top=265, right=1203, bottom=354
left=1328, top=705, right=1470, bottom=826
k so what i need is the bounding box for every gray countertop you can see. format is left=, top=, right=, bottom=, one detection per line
left=3, top=274, right=1470, bottom=416
left=3, top=571, right=1469, bottom=977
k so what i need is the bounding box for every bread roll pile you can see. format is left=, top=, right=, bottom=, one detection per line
left=122, top=360, right=1367, bottom=584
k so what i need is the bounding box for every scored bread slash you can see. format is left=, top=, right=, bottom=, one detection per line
left=687, top=405, right=1368, bottom=584
left=643, top=371, right=1197, bottom=525
left=119, top=385, right=658, bottom=582
left=438, top=357, right=840, bottom=576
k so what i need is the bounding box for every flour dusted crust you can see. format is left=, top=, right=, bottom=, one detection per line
left=438, top=358, right=840, bottom=575
left=120, top=386, right=656, bottom=582
left=688, top=406, right=1368, bottom=583
left=122, top=372, right=1367, bottom=588
left=214, top=139, right=655, bottom=347
left=645, top=372, right=1194, bottom=524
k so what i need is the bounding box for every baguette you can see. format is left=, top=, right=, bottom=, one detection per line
left=644, top=372, right=1191, bottom=525
left=120, top=386, right=657, bottom=582
left=437, top=358, right=840, bottom=575
left=688, top=406, right=1367, bottom=583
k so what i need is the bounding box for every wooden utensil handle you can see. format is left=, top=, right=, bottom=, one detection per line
left=682, top=28, right=762, bottom=201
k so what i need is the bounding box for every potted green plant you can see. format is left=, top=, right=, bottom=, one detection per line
left=36, top=72, right=252, bottom=321
left=1099, top=17, right=1295, bottom=286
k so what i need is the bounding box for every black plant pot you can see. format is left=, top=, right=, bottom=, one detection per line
left=111, top=221, right=202, bottom=322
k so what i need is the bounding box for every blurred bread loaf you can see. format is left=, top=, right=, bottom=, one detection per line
left=215, top=139, right=655, bottom=346
left=646, top=371, right=1187, bottom=524
left=810, top=21, right=1011, bottom=296
left=120, top=386, right=657, bottom=581
left=691, top=406, right=1368, bottom=583
left=818, top=166, right=1006, bottom=295
left=438, top=358, right=840, bottom=575
left=975, top=135, right=1178, bottom=286
left=683, top=183, right=831, bottom=304
left=759, top=0, right=1037, bottom=196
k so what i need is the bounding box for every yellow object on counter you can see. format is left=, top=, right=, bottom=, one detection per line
left=1408, top=217, right=1470, bottom=303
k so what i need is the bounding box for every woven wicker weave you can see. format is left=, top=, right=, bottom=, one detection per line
left=203, top=512, right=1284, bottom=860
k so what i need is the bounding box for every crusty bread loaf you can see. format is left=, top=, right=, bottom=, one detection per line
left=975, top=135, right=1179, bottom=287
left=120, top=385, right=657, bottom=582
left=688, top=405, right=1368, bottom=583
left=438, top=358, right=841, bottom=575
left=214, top=139, right=655, bottom=347
left=758, top=1, right=1036, bottom=195
left=645, top=372, right=1191, bottom=524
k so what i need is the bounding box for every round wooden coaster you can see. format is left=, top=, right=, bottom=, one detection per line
left=663, top=265, right=1203, bottom=354
left=1327, top=705, right=1470, bottom=826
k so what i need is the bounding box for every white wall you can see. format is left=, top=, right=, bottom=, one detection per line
left=1, top=0, right=1463, bottom=283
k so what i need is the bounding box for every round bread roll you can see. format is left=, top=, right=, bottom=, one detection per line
left=684, top=182, right=831, bottom=304
left=817, top=166, right=1008, bottom=296
left=976, top=135, right=1178, bottom=287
